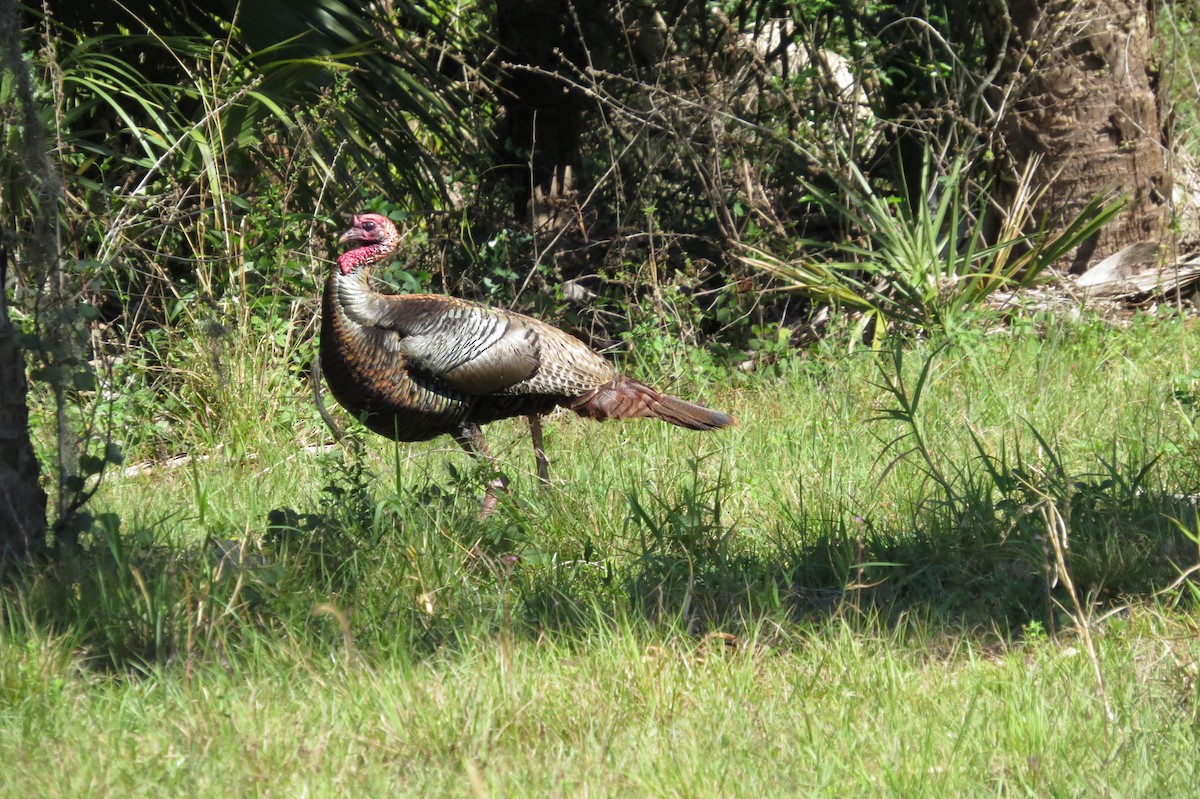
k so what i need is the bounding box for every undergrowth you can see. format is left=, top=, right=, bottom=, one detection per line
left=5, top=312, right=1199, bottom=673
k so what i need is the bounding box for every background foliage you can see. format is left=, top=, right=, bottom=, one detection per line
left=9, top=0, right=1177, bottom=475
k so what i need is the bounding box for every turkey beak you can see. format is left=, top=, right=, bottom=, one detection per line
left=338, top=221, right=367, bottom=244
left=337, top=214, right=363, bottom=244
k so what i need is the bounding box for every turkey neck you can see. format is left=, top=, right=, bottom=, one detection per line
left=331, top=244, right=393, bottom=328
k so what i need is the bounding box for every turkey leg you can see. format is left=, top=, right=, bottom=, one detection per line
left=527, top=414, right=550, bottom=487
left=452, top=423, right=509, bottom=518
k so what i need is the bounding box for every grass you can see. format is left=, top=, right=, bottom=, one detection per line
left=3, top=310, right=1200, bottom=795
left=2, top=611, right=1197, bottom=796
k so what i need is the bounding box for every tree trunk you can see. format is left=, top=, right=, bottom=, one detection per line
left=1, top=0, right=52, bottom=561
left=1003, top=0, right=1168, bottom=272
left=0, top=242, right=47, bottom=562
left=492, top=0, right=593, bottom=233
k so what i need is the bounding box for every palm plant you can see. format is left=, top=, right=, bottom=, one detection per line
left=738, top=156, right=1123, bottom=340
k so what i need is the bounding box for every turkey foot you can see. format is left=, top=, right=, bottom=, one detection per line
left=480, top=474, right=511, bottom=519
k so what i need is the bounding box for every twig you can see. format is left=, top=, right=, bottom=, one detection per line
left=1037, top=495, right=1115, bottom=723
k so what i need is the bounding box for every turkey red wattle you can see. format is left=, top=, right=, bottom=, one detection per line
left=336, top=243, right=390, bottom=275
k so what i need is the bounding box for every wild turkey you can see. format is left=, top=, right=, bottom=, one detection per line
left=320, top=212, right=736, bottom=514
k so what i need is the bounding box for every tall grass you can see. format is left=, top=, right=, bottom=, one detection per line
left=16, top=311, right=1200, bottom=650
left=3, top=309, right=1200, bottom=794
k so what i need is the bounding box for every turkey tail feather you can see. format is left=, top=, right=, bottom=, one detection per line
left=652, top=393, right=737, bottom=430
left=570, top=377, right=736, bottom=430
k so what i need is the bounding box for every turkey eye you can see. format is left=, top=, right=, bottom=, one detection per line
left=362, top=221, right=376, bottom=231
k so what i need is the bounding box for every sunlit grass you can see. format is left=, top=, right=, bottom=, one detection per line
left=2, top=609, right=1197, bottom=797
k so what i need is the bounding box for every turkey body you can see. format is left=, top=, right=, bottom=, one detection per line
left=319, top=213, right=735, bottom=493
left=322, top=282, right=611, bottom=441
